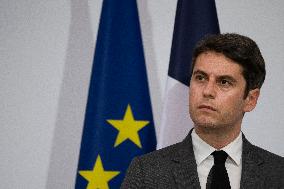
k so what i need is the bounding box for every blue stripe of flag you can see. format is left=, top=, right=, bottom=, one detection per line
left=168, top=0, right=220, bottom=86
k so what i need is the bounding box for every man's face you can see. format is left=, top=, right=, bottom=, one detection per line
left=189, top=51, right=259, bottom=131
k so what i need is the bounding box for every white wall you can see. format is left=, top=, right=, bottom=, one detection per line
left=1, top=1, right=71, bottom=188
left=1, top=0, right=283, bottom=188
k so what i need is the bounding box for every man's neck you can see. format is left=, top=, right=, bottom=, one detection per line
left=194, top=125, right=241, bottom=150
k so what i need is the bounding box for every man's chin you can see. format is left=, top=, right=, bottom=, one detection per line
left=192, top=116, right=217, bottom=127
left=194, top=120, right=231, bottom=133
left=196, top=122, right=217, bottom=129
left=193, top=118, right=222, bottom=130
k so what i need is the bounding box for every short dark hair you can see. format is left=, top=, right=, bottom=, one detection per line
left=191, top=33, right=266, bottom=97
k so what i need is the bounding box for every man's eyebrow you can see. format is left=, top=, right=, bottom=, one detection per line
left=193, top=70, right=238, bottom=82
left=217, top=75, right=237, bottom=82
left=192, top=70, right=207, bottom=75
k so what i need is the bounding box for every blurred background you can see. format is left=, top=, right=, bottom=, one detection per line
left=1, top=0, right=284, bottom=188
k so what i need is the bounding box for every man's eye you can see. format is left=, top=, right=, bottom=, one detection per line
left=195, top=75, right=205, bottom=81
left=220, top=79, right=231, bottom=86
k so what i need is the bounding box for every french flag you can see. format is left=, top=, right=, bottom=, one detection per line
left=157, top=0, right=220, bottom=149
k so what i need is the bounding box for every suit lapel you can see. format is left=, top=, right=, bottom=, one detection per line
left=172, top=130, right=201, bottom=189
left=240, top=135, right=264, bottom=189
left=170, top=131, right=267, bottom=188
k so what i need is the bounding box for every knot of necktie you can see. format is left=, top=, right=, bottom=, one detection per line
left=212, top=150, right=228, bottom=165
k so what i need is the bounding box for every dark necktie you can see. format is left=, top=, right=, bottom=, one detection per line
left=209, top=150, right=231, bottom=189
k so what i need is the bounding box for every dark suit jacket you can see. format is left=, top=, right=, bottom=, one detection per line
left=121, top=130, right=284, bottom=188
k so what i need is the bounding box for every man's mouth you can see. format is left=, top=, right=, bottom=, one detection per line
left=198, top=105, right=217, bottom=111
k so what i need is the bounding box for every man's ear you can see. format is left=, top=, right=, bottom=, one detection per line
left=243, top=88, right=260, bottom=112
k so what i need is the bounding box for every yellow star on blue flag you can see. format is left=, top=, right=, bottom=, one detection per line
left=107, top=104, right=149, bottom=148
left=79, top=155, right=120, bottom=189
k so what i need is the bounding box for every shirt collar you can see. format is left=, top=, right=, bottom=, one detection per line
left=222, top=131, right=242, bottom=166
left=192, top=129, right=242, bottom=166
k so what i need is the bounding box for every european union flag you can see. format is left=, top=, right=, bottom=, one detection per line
left=75, top=0, right=156, bottom=188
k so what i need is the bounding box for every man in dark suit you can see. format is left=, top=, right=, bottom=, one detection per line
left=121, top=33, right=284, bottom=188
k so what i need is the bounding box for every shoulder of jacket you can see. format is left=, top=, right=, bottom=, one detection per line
left=136, top=141, right=185, bottom=163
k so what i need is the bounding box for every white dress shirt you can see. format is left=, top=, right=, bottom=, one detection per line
left=192, top=129, right=242, bottom=189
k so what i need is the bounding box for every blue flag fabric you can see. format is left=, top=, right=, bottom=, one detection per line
left=169, top=0, right=220, bottom=86
left=75, top=0, right=156, bottom=188
left=158, top=0, right=220, bottom=149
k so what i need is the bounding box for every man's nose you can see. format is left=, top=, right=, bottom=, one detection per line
left=202, top=80, right=216, bottom=99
